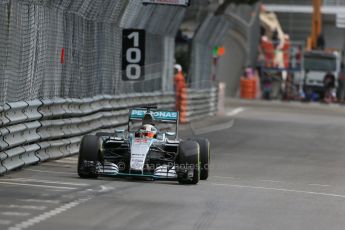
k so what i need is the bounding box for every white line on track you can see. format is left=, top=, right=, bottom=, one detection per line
left=226, top=107, right=246, bottom=116
left=46, top=189, right=74, bottom=192
left=0, top=220, right=11, bottom=225
left=3, top=178, right=88, bottom=187
left=0, top=181, right=76, bottom=190
left=260, top=179, right=283, bottom=183
left=17, top=199, right=60, bottom=204
left=213, top=176, right=331, bottom=187
left=0, top=205, right=46, bottom=211
left=308, top=183, right=331, bottom=187
left=210, top=182, right=345, bottom=199
left=7, top=196, right=92, bottom=230
left=53, top=158, right=78, bottom=164
left=1, top=212, right=30, bottom=217
left=212, top=176, right=237, bottom=179
left=99, top=185, right=114, bottom=193
left=213, top=176, right=282, bottom=183
left=24, top=169, right=75, bottom=175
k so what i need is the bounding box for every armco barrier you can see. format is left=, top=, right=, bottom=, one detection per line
left=4, top=101, right=29, bottom=126
left=0, top=105, right=10, bottom=127
left=0, top=93, right=175, bottom=175
left=180, top=86, right=218, bottom=123
left=0, top=90, right=218, bottom=175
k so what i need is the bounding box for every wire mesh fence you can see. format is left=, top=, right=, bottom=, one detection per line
left=189, top=14, right=229, bottom=89
left=188, top=3, right=260, bottom=89
left=324, top=0, right=345, bottom=6
left=0, top=0, right=185, bottom=106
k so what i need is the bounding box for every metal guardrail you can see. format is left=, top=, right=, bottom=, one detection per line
left=0, top=0, right=185, bottom=106
left=324, top=0, right=345, bottom=6
left=0, top=89, right=219, bottom=175
left=0, top=93, right=175, bottom=175
left=183, top=87, right=218, bottom=122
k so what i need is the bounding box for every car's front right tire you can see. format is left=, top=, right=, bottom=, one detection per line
left=78, top=135, right=100, bottom=179
left=194, top=138, right=210, bottom=180
left=177, top=141, right=200, bottom=185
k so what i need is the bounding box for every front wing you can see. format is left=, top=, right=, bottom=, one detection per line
left=97, top=162, right=178, bottom=180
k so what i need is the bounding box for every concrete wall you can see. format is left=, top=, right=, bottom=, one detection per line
left=323, top=20, right=345, bottom=50
left=217, top=30, right=247, bottom=97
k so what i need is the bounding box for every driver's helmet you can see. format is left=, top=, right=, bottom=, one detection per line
left=136, top=124, right=157, bottom=138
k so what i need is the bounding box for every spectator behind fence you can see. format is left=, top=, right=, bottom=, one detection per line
left=323, top=72, right=336, bottom=103
left=337, top=63, right=345, bottom=103
left=174, top=64, right=186, bottom=112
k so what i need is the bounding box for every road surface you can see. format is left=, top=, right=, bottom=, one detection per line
left=1, top=100, right=345, bottom=230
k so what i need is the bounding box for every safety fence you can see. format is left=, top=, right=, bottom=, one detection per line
left=262, top=0, right=311, bottom=5
left=0, top=0, right=225, bottom=175
left=188, top=3, right=260, bottom=90
left=0, top=0, right=185, bottom=106
left=264, top=0, right=345, bottom=6
left=0, top=93, right=175, bottom=174
left=189, top=14, right=230, bottom=88
left=324, top=0, right=345, bottom=6
left=0, top=87, right=220, bottom=175
left=224, top=3, right=260, bottom=68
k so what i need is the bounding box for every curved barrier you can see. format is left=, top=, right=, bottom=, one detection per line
left=180, top=86, right=218, bottom=123
left=0, top=89, right=218, bottom=175
left=0, top=93, right=175, bottom=175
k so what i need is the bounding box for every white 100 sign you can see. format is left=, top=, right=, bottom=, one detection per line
left=126, top=32, right=142, bottom=80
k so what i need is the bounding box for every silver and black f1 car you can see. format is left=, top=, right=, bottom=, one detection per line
left=77, top=106, right=210, bottom=184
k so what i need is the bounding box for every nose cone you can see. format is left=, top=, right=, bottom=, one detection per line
left=130, top=138, right=152, bottom=172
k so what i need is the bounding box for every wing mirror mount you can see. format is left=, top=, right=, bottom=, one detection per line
left=115, top=129, right=125, bottom=139
left=166, top=132, right=176, bottom=137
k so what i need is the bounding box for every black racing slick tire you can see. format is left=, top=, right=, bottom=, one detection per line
left=78, top=135, right=100, bottom=179
left=177, top=141, right=200, bottom=185
left=194, top=138, right=210, bottom=180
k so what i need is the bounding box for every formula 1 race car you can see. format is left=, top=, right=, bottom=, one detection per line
left=77, top=106, right=210, bottom=184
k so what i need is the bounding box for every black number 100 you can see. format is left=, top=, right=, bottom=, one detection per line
left=126, top=32, right=141, bottom=80
left=122, top=29, right=145, bottom=81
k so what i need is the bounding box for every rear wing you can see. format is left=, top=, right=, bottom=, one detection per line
left=129, top=108, right=179, bottom=123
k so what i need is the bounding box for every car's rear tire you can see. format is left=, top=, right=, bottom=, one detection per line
left=177, top=141, right=200, bottom=184
left=194, top=138, right=210, bottom=180
left=78, top=135, right=100, bottom=179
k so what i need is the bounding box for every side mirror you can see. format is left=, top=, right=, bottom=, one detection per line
left=115, top=129, right=125, bottom=138
left=166, top=132, right=176, bottom=137
left=156, top=133, right=165, bottom=140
